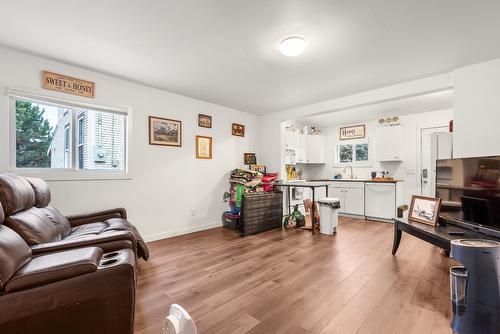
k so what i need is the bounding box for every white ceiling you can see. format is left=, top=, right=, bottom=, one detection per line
left=299, top=89, right=454, bottom=126
left=1, top=1, right=500, bottom=114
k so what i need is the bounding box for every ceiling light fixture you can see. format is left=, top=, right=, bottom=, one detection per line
left=279, top=36, right=307, bottom=57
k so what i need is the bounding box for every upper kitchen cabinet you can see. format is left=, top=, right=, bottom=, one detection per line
left=304, top=135, right=325, bottom=164
left=375, top=125, right=402, bottom=161
left=294, top=133, right=307, bottom=163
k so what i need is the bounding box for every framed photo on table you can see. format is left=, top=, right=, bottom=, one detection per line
left=149, top=116, right=182, bottom=147
left=409, top=195, right=442, bottom=226
left=196, top=135, right=212, bottom=159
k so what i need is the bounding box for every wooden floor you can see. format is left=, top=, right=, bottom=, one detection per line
left=134, top=217, right=457, bottom=334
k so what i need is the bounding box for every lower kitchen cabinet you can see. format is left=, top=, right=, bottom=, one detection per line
left=329, top=182, right=365, bottom=216
left=329, top=181, right=402, bottom=221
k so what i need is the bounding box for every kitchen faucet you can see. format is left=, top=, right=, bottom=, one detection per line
left=343, top=165, right=353, bottom=179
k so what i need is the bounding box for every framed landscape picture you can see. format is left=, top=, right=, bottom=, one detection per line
left=232, top=123, right=245, bottom=137
left=196, top=135, right=212, bottom=159
left=409, top=195, right=442, bottom=226
left=149, top=116, right=182, bottom=147
left=198, top=114, right=212, bottom=128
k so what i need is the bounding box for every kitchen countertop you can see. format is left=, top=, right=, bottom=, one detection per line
left=306, top=178, right=403, bottom=183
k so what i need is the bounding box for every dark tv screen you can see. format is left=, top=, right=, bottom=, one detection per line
left=436, top=156, right=500, bottom=231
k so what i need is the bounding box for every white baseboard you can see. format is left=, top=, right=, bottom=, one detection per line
left=144, top=221, right=222, bottom=242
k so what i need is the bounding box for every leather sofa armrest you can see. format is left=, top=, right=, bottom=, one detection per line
left=30, top=231, right=137, bottom=255
left=4, top=247, right=102, bottom=292
left=67, top=208, right=128, bottom=226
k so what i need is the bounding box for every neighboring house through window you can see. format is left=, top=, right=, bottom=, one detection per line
left=10, top=93, right=128, bottom=174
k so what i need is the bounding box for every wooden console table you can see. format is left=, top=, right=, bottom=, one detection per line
left=392, top=217, right=496, bottom=255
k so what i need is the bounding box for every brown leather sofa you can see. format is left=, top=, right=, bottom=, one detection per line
left=0, top=201, right=137, bottom=334
left=0, top=173, right=149, bottom=260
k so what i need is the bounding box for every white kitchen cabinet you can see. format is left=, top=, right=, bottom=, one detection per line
left=375, top=125, right=402, bottom=161
left=294, top=133, right=307, bottom=163
left=304, top=135, right=325, bottom=164
left=285, top=130, right=295, bottom=149
left=365, top=182, right=399, bottom=220
left=344, top=188, right=365, bottom=216
left=329, top=187, right=345, bottom=213
left=329, top=182, right=365, bottom=216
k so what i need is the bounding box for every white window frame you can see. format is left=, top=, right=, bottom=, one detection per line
left=8, top=90, right=130, bottom=181
left=333, top=138, right=373, bottom=168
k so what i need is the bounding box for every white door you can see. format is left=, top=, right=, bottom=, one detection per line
left=329, top=187, right=345, bottom=213
left=420, top=126, right=449, bottom=196
left=344, top=187, right=365, bottom=215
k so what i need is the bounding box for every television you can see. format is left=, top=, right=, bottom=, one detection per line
left=436, top=156, right=500, bottom=235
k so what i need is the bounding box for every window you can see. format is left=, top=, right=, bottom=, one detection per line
left=64, top=124, right=71, bottom=168
left=335, top=140, right=371, bottom=166
left=11, top=93, right=128, bottom=174
left=77, top=115, right=84, bottom=169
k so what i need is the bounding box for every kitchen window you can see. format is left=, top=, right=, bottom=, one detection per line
left=335, top=140, right=371, bottom=166
left=10, top=92, right=129, bottom=179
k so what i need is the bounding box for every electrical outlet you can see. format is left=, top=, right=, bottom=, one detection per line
left=190, top=209, right=196, bottom=216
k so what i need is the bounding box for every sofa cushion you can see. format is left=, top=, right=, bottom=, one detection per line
left=65, top=218, right=149, bottom=260
left=0, top=225, right=32, bottom=290
left=41, top=206, right=72, bottom=238
left=6, top=207, right=61, bottom=245
left=0, top=202, right=4, bottom=224
left=25, top=177, right=51, bottom=208
left=0, top=173, right=36, bottom=216
left=68, top=222, right=108, bottom=238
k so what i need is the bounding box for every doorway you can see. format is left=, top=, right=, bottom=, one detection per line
left=419, top=126, right=450, bottom=196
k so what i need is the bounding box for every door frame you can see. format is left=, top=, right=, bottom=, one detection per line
left=416, top=125, right=449, bottom=196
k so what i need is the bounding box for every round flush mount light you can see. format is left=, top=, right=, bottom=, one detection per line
left=279, top=36, right=307, bottom=57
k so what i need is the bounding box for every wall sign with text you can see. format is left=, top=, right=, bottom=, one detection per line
left=41, top=70, right=95, bottom=98
left=340, top=125, right=365, bottom=140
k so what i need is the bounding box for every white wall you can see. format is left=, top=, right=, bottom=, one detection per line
left=453, top=58, right=500, bottom=158
left=290, top=109, right=453, bottom=205
left=0, top=47, right=259, bottom=241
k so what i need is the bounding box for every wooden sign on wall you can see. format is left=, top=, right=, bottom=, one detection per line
left=340, top=124, right=365, bottom=140
left=41, top=70, right=95, bottom=98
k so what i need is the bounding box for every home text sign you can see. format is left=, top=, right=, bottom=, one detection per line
left=340, top=125, right=365, bottom=140
left=42, top=71, right=95, bottom=98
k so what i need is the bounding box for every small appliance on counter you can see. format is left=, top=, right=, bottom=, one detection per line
left=450, top=239, right=500, bottom=334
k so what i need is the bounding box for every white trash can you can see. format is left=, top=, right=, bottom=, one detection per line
left=317, top=198, right=341, bottom=235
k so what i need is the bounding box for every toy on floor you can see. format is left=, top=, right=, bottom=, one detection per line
left=162, top=304, right=197, bottom=334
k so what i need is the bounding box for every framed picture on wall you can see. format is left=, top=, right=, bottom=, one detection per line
left=196, top=135, right=212, bottom=159
left=340, top=124, right=365, bottom=140
left=409, top=195, right=442, bottom=226
left=198, top=114, right=212, bottom=128
left=244, top=153, right=257, bottom=165
left=149, top=116, right=182, bottom=147
left=232, top=123, right=245, bottom=137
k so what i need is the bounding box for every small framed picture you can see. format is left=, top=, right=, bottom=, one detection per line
left=232, top=123, right=245, bottom=137
left=244, top=153, right=257, bottom=165
left=409, top=195, right=442, bottom=226
left=198, top=114, right=212, bottom=128
left=196, top=135, right=212, bottom=159
left=149, top=116, right=182, bottom=147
